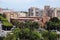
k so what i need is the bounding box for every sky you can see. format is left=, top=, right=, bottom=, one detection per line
left=0, top=0, right=60, bottom=11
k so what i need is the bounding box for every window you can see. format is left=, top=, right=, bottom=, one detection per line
left=31, top=13, right=34, bottom=16
left=36, top=12, right=39, bottom=16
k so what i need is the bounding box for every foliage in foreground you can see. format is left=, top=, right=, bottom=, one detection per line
left=2, top=19, right=59, bottom=40
left=3, top=28, right=58, bottom=40
left=4, top=28, right=42, bottom=40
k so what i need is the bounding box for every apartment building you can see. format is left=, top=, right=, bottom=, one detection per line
left=52, top=8, right=60, bottom=19
left=28, top=7, right=43, bottom=17
left=43, top=6, right=53, bottom=18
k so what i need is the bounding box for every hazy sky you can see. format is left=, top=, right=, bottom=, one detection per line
left=0, top=0, right=60, bottom=11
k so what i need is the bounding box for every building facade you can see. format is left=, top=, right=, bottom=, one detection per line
left=17, top=11, right=28, bottom=17
left=53, top=8, right=60, bottom=19
left=28, top=7, right=43, bottom=17
left=43, top=6, right=53, bottom=18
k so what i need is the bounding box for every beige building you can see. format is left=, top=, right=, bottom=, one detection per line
left=17, top=11, right=27, bottom=17
left=53, top=8, right=60, bottom=19
left=4, top=11, right=28, bottom=22
left=4, top=12, right=18, bottom=22
left=0, top=8, right=14, bottom=22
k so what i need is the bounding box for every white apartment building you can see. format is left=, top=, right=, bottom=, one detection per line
left=28, top=7, right=43, bottom=17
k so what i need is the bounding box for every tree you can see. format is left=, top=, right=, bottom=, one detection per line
left=20, top=28, right=30, bottom=40
left=18, top=22, right=25, bottom=29
left=24, top=21, right=40, bottom=40
left=49, top=32, right=57, bottom=40
left=42, top=30, right=57, bottom=40
left=3, top=13, right=6, bottom=18
left=32, top=22, right=39, bottom=29
left=31, top=31, right=42, bottom=40
left=4, top=33, right=17, bottom=40
left=46, top=21, right=55, bottom=30
left=46, top=17, right=60, bottom=30
left=25, top=21, right=39, bottom=30
left=11, top=20, right=25, bottom=29
left=42, top=30, right=49, bottom=40
left=5, top=27, right=42, bottom=40
left=50, top=17, right=59, bottom=22
left=11, top=20, right=19, bottom=26
left=12, top=28, right=21, bottom=40
left=4, top=21, right=41, bottom=40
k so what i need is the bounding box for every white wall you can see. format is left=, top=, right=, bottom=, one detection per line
left=18, top=12, right=27, bottom=17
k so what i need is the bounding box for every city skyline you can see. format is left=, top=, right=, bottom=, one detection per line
left=0, top=0, right=60, bottom=11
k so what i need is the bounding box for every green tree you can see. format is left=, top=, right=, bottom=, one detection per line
left=25, top=21, right=39, bottom=30
left=42, top=31, right=57, bottom=40
left=31, top=31, right=42, bottom=40
left=4, top=21, right=41, bottom=40
left=42, top=30, right=49, bottom=40
left=4, top=33, right=16, bottom=40
left=12, top=28, right=21, bottom=40
left=49, top=32, right=57, bottom=40
left=11, top=20, right=19, bottom=26
left=50, top=17, right=59, bottom=22
left=12, top=28, right=42, bottom=40
left=20, top=28, right=30, bottom=40
left=18, top=22, right=25, bottom=28
left=46, top=17, right=60, bottom=30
